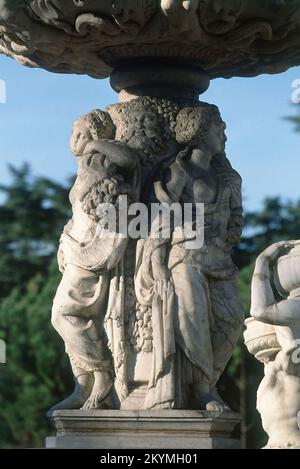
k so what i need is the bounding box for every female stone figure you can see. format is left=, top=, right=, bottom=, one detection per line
left=135, top=104, right=244, bottom=410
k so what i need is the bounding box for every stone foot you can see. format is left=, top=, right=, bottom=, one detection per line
left=144, top=402, right=174, bottom=410
left=81, top=371, right=113, bottom=411
left=47, top=372, right=94, bottom=416
left=194, top=392, right=231, bottom=412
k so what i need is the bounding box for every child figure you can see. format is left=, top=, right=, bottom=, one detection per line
left=50, top=110, right=139, bottom=412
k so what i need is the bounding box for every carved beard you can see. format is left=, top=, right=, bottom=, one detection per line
left=124, top=127, right=167, bottom=162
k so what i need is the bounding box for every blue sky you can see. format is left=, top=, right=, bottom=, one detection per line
left=0, top=54, right=299, bottom=211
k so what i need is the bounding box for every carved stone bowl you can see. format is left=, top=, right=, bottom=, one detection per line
left=244, top=317, right=281, bottom=364
left=274, top=242, right=300, bottom=297
left=1, top=0, right=300, bottom=84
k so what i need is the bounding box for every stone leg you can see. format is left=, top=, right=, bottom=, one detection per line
left=52, top=264, right=112, bottom=373
left=49, top=264, right=113, bottom=412
left=171, top=262, right=214, bottom=387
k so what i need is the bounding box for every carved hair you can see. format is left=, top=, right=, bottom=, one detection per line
left=107, top=98, right=176, bottom=162
left=73, top=109, right=115, bottom=140
left=175, top=104, right=222, bottom=145
left=81, top=177, right=133, bottom=223
left=107, top=97, right=179, bottom=142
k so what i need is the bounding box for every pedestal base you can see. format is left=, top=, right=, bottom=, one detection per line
left=46, top=410, right=240, bottom=449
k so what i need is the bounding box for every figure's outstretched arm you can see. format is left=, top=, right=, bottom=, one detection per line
left=85, top=140, right=138, bottom=169
left=250, top=241, right=298, bottom=326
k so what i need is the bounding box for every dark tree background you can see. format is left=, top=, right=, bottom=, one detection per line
left=0, top=165, right=73, bottom=447
left=0, top=156, right=300, bottom=448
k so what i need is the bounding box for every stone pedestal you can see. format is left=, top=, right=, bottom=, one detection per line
left=46, top=410, right=240, bottom=449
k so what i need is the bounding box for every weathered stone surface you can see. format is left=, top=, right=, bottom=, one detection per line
left=46, top=409, right=241, bottom=449
left=0, top=1, right=300, bottom=80
left=48, top=98, right=244, bottom=415
left=4, top=2, right=299, bottom=453
left=245, top=240, right=300, bottom=449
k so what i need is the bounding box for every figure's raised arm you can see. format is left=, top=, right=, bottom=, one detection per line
left=86, top=140, right=138, bottom=169
left=250, top=241, right=297, bottom=326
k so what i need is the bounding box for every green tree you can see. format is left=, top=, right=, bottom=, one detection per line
left=0, top=263, right=73, bottom=447
left=0, top=165, right=73, bottom=447
left=285, top=113, right=300, bottom=133
left=0, top=163, right=71, bottom=298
